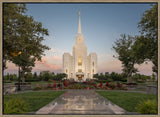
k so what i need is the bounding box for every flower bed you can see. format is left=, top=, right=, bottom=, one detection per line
left=33, top=81, right=128, bottom=91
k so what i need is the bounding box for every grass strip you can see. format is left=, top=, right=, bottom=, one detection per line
left=4, top=91, right=65, bottom=112
left=96, top=91, right=157, bottom=112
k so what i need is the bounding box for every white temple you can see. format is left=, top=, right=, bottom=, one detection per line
left=63, top=11, right=97, bottom=81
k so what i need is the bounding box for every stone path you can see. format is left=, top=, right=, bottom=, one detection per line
left=36, top=90, right=126, bottom=115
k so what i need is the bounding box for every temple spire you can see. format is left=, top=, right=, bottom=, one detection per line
left=78, top=11, right=81, bottom=34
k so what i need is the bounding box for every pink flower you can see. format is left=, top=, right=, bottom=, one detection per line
left=53, top=83, right=56, bottom=88
left=37, top=84, right=40, bottom=87
left=106, top=87, right=110, bottom=90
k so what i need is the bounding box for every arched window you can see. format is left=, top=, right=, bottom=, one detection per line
left=66, top=69, right=68, bottom=73
left=65, top=62, right=68, bottom=67
left=92, top=62, right=94, bottom=66
left=78, top=56, right=82, bottom=66
left=93, top=69, right=94, bottom=73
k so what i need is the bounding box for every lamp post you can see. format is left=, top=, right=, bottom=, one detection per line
left=18, top=65, right=21, bottom=91
left=11, top=51, right=22, bottom=91
left=17, top=51, right=22, bottom=91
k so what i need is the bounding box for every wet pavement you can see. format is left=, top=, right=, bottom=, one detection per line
left=36, top=90, right=126, bottom=115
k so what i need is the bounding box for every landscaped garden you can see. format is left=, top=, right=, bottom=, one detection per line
left=3, top=71, right=157, bottom=114
left=4, top=71, right=157, bottom=92
left=96, top=91, right=157, bottom=114
left=3, top=72, right=157, bottom=114
left=4, top=91, right=65, bottom=114
left=33, top=80, right=129, bottom=90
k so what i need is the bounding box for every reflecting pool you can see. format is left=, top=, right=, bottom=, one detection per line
left=36, top=90, right=126, bottom=115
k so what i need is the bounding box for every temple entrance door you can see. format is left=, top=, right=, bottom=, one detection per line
left=76, top=72, right=84, bottom=82
left=78, top=75, right=82, bottom=81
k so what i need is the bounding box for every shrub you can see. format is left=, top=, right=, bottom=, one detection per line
left=57, top=83, right=61, bottom=88
left=121, top=86, right=128, bottom=90
left=86, top=81, right=96, bottom=85
left=98, top=82, right=103, bottom=87
left=89, top=85, right=94, bottom=89
left=108, top=83, right=116, bottom=89
left=93, top=83, right=97, bottom=87
left=53, top=83, right=57, bottom=88
left=48, top=79, right=53, bottom=82
left=106, top=78, right=113, bottom=82
left=4, top=97, right=29, bottom=114
left=63, top=81, right=69, bottom=87
left=25, top=78, right=40, bottom=82
left=132, top=73, right=151, bottom=82
left=105, top=81, right=109, bottom=86
left=135, top=99, right=157, bottom=114
left=3, top=80, right=12, bottom=83
left=33, top=87, right=41, bottom=91
left=47, top=83, right=52, bottom=88
left=98, top=80, right=107, bottom=83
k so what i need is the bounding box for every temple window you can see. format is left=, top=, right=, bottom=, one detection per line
left=78, top=69, right=82, bottom=72
left=92, top=62, right=94, bottom=66
left=78, top=56, right=82, bottom=66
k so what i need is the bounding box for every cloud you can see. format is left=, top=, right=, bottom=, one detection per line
left=32, top=62, right=62, bottom=73
left=35, top=57, right=49, bottom=64
left=5, top=61, right=18, bottom=69
left=108, top=60, right=122, bottom=64
left=4, top=61, right=18, bottom=75
left=98, top=59, right=153, bottom=75
left=135, top=62, right=153, bottom=75
left=48, top=48, right=65, bottom=56
left=50, top=48, right=55, bottom=53
left=4, top=55, right=154, bottom=75
left=53, top=55, right=61, bottom=61
left=33, top=56, right=62, bottom=72
left=4, top=55, right=63, bottom=74
left=98, top=59, right=122, bottom=73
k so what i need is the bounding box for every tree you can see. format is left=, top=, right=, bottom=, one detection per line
left=3, top=73, right=18, bottom=81
left=151, top=73, right=156, bottom=82
left=33, top=72, right=38, bottom=79
left=53, top=73, right=67, bottom=81
left=51, top=72, right=55, bottom=76
left=132, top=73, right=151, bottom=82
left=105, top=72, right=109, bottom=78
left=40, top=71, right=51, bottom=81
left=99, top=73, right=104, bottom=78
left=135, top=4, right=158, bottom=74
left=3, top=4, right=27, bottom=69
left=93, top=73, right=99, bottom=78
left=113, top=34, right=140, bottom=83
left=3, top=4, right=50, bottom=83
left=4, top=73, right=10, bottom=81
left=24, top=72, right=33, bottom=79
left=12, top=54, right=35, bottom=83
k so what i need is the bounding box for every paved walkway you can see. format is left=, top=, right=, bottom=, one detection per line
left=36, top=90, right=126, bottom=115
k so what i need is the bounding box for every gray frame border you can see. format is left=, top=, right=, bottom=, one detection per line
left=0, top=0, right=159, bottom=117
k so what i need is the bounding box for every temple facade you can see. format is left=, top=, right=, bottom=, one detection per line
left=63, top=11, right=97, bottom=81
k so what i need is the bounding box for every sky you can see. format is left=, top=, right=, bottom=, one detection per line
left=4, top=3, right=155, bottom=75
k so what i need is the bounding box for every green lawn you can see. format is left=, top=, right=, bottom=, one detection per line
left=137, top=81, right=157, bottom=85
left=30, top=81, right=51, bottom=85
left=4, top=81, right=50, bottom=85
left=96, top=91, right=157, bottom=112
left=4, top=91, right=65, bottom=112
